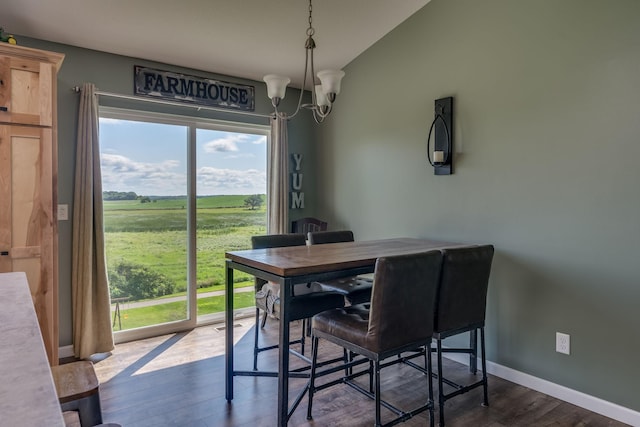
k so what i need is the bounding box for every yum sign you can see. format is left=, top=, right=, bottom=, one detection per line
left=291, top=153, right=304, bottom=209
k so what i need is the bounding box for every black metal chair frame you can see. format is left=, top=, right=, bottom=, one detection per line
left=433, top=324, right=488, bottom=425
left=307, top=251, right=442, bottom=427
left=307, top=230, right=373, bottom=306
left=251, top=234, right=345, bottom=372
left=308, top=341, right=434, bottom=427
left=290, top=217, right=328, bottom=234
left=432, top=245, right=493, bottom=426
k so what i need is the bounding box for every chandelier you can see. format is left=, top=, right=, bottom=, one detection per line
left=263, top=0, right=345, bottom=123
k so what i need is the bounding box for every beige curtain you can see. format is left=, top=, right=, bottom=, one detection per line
left=71, top=83, right=114, bottom=359
left=268, top=113, right=289, bottom=234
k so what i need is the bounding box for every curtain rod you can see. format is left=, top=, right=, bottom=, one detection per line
left=71, top=86, right=272, bottom=120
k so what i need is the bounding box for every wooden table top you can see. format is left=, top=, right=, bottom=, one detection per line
left=226, top=237, right=468, bottom=277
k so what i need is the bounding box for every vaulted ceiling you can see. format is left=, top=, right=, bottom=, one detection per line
left=2, top=0, right=430, bottom=87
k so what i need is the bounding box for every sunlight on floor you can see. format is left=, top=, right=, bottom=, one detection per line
left=94, top=319, right=255, bottom=382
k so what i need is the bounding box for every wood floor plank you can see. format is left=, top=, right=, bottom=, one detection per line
left=93, top=318, right=629, bottom=426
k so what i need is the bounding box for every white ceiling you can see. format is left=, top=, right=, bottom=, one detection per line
left=2, top=0, right=430, bottom=88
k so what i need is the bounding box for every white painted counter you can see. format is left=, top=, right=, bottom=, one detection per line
left=0, top=272, right=64, bottom=426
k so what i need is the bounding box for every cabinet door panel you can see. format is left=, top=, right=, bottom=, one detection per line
left=0, top=125, right=56, bottom=363
left=11, top=131, right=42, bottom=246
left=0, top=56, right=54, bottom=126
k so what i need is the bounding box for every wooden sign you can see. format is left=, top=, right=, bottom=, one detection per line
left=134, top=65, right=255, bottom=111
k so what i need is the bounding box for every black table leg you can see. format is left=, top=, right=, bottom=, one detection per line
left=225, top=263, right=234, bottom=401
left=277, top=278, right=292, bottom=426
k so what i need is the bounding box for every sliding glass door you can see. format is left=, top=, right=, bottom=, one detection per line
left=99, top=109, right=267, bottom=342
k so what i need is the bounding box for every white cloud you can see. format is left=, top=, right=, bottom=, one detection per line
left=197, top=166, right=266, bottom=195
left=205, top=138, right=238, bottom=153
left=203, top=134, right=266, bottom=153
left=101, top=153, right=185, bottom=195
left=101, top=153, right=266, bottom=195
left=204, top=135, right=243, bottom=153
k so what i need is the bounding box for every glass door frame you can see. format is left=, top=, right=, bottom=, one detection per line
left=99, top=106, right=270, bottom=344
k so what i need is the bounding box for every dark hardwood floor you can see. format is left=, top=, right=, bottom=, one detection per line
left=93, top=318, right=627, bottom=427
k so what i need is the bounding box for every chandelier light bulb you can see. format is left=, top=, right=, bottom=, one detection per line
left=263, top=75, right=291, bottom=103
left=317, top=69, right=345, bottom=100
left=315, top=85, right=330, bottom=107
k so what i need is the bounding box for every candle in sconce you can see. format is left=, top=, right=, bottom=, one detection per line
left=433, top=151, right=445, bottom=163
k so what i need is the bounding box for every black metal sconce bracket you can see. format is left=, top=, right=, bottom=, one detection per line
left=427, top=96, right=453, bottom=175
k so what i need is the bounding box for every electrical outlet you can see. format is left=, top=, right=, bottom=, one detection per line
left=556, top=332, right=570, bottom=355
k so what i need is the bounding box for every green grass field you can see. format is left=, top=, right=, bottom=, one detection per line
left=113, top=292, right=256, bottom=330
left=104, top=194, right=266, bottom=330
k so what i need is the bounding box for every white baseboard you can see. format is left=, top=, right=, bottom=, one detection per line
left=443, top=353, right=639, bottom=426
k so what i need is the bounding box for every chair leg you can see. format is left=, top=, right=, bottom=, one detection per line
left=307, top=336, right=320, bottom=420
left=374, top=360, right=382, bottom=427
left=424, top=344, right=428, bottom=375
left=480, top=327, right=489, bottom=407
left=426, top=343, right=435, bottom=427
left=470, top=329, right=478, bottom=374
left=437, top=338, right=446, bottom=427
left=343, top=349, right=349, bottom=377
left=261, top=309, right=268, bottom=328
left=253, top=308, right=260, bottom=371
left=350, top=351, right=357, bottom=377
left=369, top=360, right=374, bottom=393
left=306, top=316, right=312, bottom=336
left=300, top=319, right=306, bottom=355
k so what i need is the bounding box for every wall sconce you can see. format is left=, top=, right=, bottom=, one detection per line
left=426, top=97, right=453, bottom=175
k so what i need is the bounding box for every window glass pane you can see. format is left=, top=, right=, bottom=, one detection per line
left=100, top=117, right=189, bottom=331
left=195, top=129, right=267, bottom=321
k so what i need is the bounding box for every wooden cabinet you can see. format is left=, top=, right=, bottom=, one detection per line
left=0, top=44, right=64, bottom=365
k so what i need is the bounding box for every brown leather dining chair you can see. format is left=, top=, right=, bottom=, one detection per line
left=432, top=245, right=494, bottom=427
left=307, top=250, right=443, bottom=427
left=251, top=234, right=345, bottom=370
left=307, top=230, right=373, bottom=306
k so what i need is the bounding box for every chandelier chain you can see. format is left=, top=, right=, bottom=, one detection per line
left=307, top=0, right=315, bottom=37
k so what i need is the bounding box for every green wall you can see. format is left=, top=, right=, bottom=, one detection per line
left=15, top=36, right=317, bottom=348
left=14, top=0, right=640, bottom=414
left=317, top=0, right=640, bottom=411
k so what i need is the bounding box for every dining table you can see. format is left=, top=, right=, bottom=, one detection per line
left=224, top=237, right=469, bottom=426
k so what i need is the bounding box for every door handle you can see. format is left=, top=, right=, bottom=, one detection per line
left=0, top=251, right=9, bottom=256
left=0, top=107, right=7, bottom=112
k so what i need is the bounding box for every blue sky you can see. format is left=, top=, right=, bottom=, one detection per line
left=99, top=118, right=267, bottom=196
